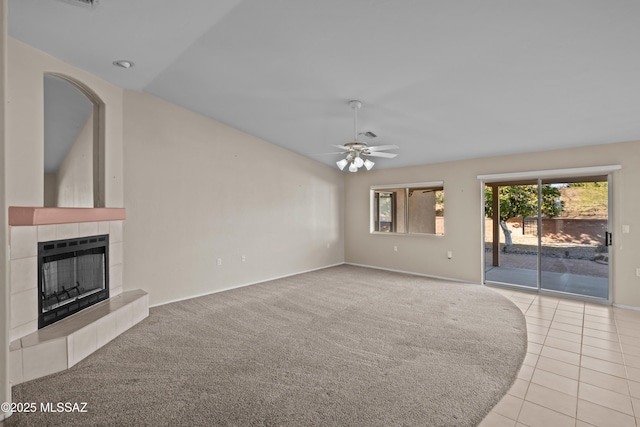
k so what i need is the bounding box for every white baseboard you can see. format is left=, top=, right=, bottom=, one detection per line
left=150, top=262, right=346, bottom=308
left=614, top=303, right=640, bottom=311
left=344, top=262, right=479, bottom=285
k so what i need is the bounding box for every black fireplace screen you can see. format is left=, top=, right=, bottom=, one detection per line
left=38, top=235, right=109, bottom=328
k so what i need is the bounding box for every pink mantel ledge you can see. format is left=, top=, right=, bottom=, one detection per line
left=9, top=207, right=126, bottom=226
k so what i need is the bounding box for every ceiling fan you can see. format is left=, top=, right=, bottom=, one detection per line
left=331, top=100, right=398, bottom=172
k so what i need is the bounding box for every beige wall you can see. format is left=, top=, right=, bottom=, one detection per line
left=123, top=90, right=344, bottom=306
left=55, top=112, right=94, bottom=207
left=345, top=140, right=640, bottom=306
left=6, top=38, right=124, bottom=207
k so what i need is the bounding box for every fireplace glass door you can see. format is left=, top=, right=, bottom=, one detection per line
left=38, top=235, right=109, bottom=328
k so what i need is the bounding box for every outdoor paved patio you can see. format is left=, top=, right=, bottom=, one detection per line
left=485, top=250, right=608, bottom=299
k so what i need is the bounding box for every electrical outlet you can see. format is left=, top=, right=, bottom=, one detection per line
left=241, top=255, right=246, bottom=262
left=217, top=258, right=222, bottom=266
left=447, top=251, right=452, bottom=259
left=623, top=225, right=630, bottom=234
left=393, top=246, right=398, bottom=252
left=636, top=268, right=640, bottom=277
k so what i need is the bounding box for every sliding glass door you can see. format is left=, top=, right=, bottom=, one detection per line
left=484, top=182, right=539, bottom=289
left=484, top=175, right=610, bottom=301
left=539, top=178, right=609, bottom=299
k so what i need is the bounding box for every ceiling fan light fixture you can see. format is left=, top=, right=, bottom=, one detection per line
left=331, top=100, right=398, bottom=172
left=364, top=159, right=375, bottom=170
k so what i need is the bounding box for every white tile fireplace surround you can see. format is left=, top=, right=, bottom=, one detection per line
left=8, top=209, right=149, bottom=385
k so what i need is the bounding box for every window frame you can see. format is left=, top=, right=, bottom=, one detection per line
left=370, top=181, right=444, bottom=236
left=374, top=191, right=398, bottom=232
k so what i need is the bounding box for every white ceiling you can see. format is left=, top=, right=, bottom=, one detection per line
left=9, top=0, right=640, bottom=170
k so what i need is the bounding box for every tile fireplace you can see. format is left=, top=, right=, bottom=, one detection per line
left=7, top=208, right=149, bottom=385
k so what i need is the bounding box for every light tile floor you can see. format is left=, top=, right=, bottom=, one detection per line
left=480, top=287, right=640, bottom=427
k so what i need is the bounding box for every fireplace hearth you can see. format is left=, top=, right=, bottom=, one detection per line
left=38, top=235, right=110, bottom=328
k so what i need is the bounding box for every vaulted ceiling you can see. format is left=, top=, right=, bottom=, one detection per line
left=9, top=0, right=640, bottom=169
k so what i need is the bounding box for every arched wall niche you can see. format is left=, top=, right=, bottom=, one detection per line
left=43, top=72, right=106, bottom=208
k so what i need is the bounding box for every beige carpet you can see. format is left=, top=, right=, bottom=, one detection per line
left=6, top=265, right=526, bottom=426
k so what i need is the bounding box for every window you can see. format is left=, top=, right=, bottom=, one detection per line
left=371, top=182, right=444, bottom=235
left=374, top=191, right=392, bottom=232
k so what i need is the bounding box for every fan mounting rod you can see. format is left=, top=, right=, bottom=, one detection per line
left=349, top=100, right=362, bottom=141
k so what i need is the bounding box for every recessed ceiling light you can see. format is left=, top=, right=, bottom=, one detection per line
left=112, top=60, right=134, bottom=69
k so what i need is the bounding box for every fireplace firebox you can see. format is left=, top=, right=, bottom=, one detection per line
left=38, top=235, right=109, bottom=328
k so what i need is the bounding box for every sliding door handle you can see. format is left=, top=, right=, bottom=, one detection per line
left=605, top=231, right=612, bottom=246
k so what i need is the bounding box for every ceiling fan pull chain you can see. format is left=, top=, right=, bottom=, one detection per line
left=349, top=100, right=362, bottom=141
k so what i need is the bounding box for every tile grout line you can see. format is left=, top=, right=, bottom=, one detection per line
left=615, top=310, right=639, bottom=426
left=517, top=294, right=559, bottom=425
left=516, top=294, right=537, bottom=424
left=573, top=300, right=585, bottom=426
left=487, top=291, right=640, bottom=427
left=580, top=308, right=640, bottom=426
left=496, top=291, right=532, bottom=424
left=544, top=299, right=582, bottom=426
left=540, top=299, right=638, bottom=425
left=528, top=297, right=583, bottom=425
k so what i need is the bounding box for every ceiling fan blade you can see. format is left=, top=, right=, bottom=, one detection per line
left=315, top=151, right=347, bottom=155
left=367, top=144, right=399, bottom=152
left=365, top=151, right=397, bottom=158
left=331, top=144, right=349, bottom=150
